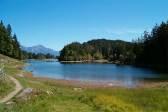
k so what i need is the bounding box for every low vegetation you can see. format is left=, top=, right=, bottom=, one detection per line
left=0, top=77, right=14, bottom=99
left=0, top=54, right=21, bottom=99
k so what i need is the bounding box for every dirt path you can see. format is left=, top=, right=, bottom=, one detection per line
left=0, top=76, right=23, bottom=103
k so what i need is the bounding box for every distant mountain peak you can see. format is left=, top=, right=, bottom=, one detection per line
left=21, top=45, right=59, bottom=56
left=33, top=45, right=45, bottom=48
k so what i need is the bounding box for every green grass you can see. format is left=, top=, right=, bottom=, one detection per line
left=0, top=55, right=18, bottom=99
left=4, top=78, right=168, bottom=112
left=0, top=77, right=14, bottom=99
left=0, top=60, right=22, bottom=99
left=1, top=54, right=168, bottom=112
left=82, top=88, right=168, bottom=112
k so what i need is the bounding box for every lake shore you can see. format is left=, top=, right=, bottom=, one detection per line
left=59, top=59, right=121, bottom=64
left=22, top=71, right=168, bottom=88
left=24, top=60, right=168, bottom=88
left=3, top=54, right=168, bottom=112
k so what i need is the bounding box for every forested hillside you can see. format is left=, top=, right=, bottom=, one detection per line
left=59, top=21, right=168, bottom=72
left=134, top=21, right=168, bottom=71
left=0, top=20, right=22, bottom=59
left=59, top=39, right=135, bottom=64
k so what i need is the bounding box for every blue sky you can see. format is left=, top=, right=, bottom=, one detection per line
left=0, top=0, right=168, bottom=50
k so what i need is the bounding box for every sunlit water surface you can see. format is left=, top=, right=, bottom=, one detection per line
left=24, top=60, right=167, bottom=86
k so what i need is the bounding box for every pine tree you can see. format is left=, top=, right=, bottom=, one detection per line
left=12, top=34, right=22, bottom=59
left=0, top=20, right=22, bottom=59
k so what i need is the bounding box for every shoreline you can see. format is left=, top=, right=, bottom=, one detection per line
left=22, top=71, right=168, bottom=88
left=59, top=59, right=123, bottom=64
left=22, top=61, right=168, bottom=88
left=26, top=59, right=120, bottom=64
left=26, top=59, right=110, bottom=63
left=22, top=71, right=126, bottom=88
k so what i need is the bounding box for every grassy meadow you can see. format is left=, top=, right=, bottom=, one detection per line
left=0, top=55, right=168, bottom=112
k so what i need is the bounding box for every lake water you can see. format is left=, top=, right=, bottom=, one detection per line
left=24, top=60, right=166, bottom=86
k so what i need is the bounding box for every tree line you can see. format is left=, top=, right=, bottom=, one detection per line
left=59, top=20, right=168, bottom=72
left=133, top=22, right=168, bottom=72
left=0, top=21, right=22, bottom=59
left=59, top=40, right=135, bottom=64
left=22, top=51, right=56, bottom=59
left=1, top=19, right=167, bottom=71
left=0, top=20, right=56, bottom=60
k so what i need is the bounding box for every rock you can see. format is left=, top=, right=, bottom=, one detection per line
left=46, top=90, right=53, bottom=95
left=6, top=101, right=15, bottom=105
left=23, top=88, right=33, bottom=94
left=108, top=83, right=113, bottom=86
left=17, top=88, right=33, bottom=98
left=18, top=74, right=24, bottom=77
left=73, top=88, right=82, bottom=91
left=16, top=88, right=34, bottom=101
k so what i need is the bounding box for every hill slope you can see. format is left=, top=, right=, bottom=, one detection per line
left=59, top=39, right=134, bottom=64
